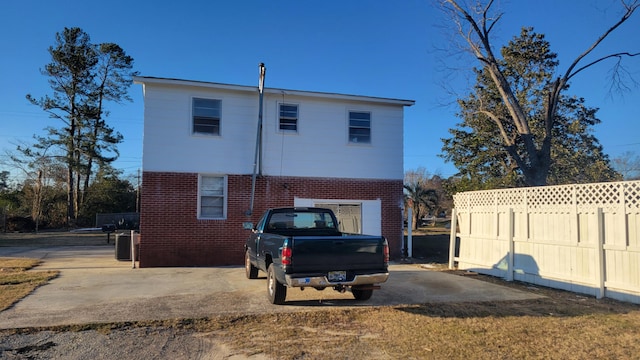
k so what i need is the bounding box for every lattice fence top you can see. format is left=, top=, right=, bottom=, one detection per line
left=623, top=182, right=640, bottom=210
left=453, top=180, right=640, bottom=214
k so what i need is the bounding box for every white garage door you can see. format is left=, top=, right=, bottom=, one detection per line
left=315, top=203, right=362, bottom=234
left=294, top=198, right=381, bottom=236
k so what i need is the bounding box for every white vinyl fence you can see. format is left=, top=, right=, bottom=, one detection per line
left=450, top=180, right=640, bottom=304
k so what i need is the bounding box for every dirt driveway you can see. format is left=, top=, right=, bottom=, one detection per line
left=0, top=244, right=542, bottom=359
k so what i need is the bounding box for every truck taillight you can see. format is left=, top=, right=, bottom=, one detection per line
left=383, top=240, right=389, bottom=264
left=281, top=242, right=292, bottom=266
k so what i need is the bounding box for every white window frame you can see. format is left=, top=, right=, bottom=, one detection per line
left=348, top=110, right=371, bottom=144
left=198, top=174, right=227, bottom=219
left=192, top=97, right=222, bottom=136
left=278, top=102, right=299, bottom=133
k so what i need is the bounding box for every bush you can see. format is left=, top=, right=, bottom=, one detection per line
left=6, top=216, right=36, bottom=232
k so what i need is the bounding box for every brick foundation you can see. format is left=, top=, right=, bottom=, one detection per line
left=139, top=172, right=403, bottom=267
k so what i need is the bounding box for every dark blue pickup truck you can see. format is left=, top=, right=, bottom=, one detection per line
left=244, top=207, right=390, bottom=304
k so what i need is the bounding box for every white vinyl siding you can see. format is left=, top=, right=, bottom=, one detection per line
left=193, top=98, right=221, bottom=135
left=138, top=79, right=409, bottom=180
left=199, top=175, right=226, bottom=219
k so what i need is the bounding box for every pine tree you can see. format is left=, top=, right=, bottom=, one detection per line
left=26, top=27, right=137, bottom=226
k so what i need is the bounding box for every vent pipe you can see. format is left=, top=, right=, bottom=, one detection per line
left=248, top=63, right=266, bottom=216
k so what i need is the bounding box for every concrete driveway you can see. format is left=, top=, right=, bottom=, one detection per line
left=0, top=246, right=543, bottom=329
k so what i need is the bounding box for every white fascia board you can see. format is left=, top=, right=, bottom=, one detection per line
left=263, top=88, right=415, bottom=106
left=133, top=76, right=254, bottom=93
left=132, top=76, right=415, bottom=107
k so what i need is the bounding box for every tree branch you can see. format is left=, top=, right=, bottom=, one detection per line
left=568, top=52, right=640, bottom=81
left=478, top=110, right=512, bottom=145
left=563, top=1, right=638, bottom=82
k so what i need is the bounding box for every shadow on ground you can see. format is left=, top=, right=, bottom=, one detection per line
left=404, top=234, right=454, bottom=263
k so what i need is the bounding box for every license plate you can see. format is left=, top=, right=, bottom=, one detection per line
left=328, top=271, right=347, bottom=282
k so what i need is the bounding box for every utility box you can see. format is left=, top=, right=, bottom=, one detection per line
left=115, top=232, right=140, bottom=261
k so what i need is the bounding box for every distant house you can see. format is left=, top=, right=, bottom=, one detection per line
left=133, top=75, right=414, bottom=267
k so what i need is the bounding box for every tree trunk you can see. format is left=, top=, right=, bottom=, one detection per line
left=413, top=208, right=421, bottom=231
left=66, top=163, right=74, bottom=227
left=67, top=111, right=76, bottom=227
left=75, top=171, right=81, bottom=220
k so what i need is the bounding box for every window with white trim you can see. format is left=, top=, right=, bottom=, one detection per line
left=279, top=103, right=298, bottom=132
left=193, top=98, right=221, bottom=135
left=199, top=175, right=226, bottom=219
left=348, top=111, right=371, bottom=143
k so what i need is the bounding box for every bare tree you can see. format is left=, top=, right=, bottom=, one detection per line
left=612, top=151, right=640, bottom=180
left=3, top=144, right=64, bottom=232
left=440, top=0, right=639, bottom=186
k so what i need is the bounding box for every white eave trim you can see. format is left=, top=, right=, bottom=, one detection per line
left=133, top=76, right=415, bottom=107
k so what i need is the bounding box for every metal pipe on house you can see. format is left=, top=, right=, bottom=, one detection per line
left=248, top=63, right=266, bottom=216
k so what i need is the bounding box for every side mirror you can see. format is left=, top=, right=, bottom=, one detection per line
left=242, top=222, right=254, bottom=230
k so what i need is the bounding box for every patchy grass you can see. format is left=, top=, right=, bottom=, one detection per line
left=2, top=232, right=640, bottom=359
left=0, top=232, right=105, bottom=312
left=0, top=258, right=59, bottom=311
left=5, top=290, right=639, bottom=360
left=2, top=272, right=639, bottom=359
left=175, top=279, right=639, bottom=360
left=210, top=304, right=640, bottom=360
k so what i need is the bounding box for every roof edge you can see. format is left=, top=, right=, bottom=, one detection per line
left=133, top=76, right=415, bottom=106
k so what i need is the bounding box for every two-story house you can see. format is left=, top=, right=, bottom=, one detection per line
left=133, top=74, right=414, bottom=267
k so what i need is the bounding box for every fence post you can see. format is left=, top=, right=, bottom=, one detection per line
left=596, top=208, right=605, bottom=299
left=407, top=207, right=412, bottom=258
left=572, top=186, right=579, bottom=244
left=449, top=208, right=457, bottom=269
left=131, top=229, right=136, bottom=269
left=506, top=208, right=514, bottom=281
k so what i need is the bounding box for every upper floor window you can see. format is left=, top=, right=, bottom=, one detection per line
left=193, top=98, right=221, bottom=135
left=199, top=175, right=226, bottom=219
left=349, top=111, right=371, bottom=144
left=279, top=103, right=298, bottom=132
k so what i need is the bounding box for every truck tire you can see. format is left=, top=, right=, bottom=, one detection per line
left=245, top=251, right=258, bottom=279
left=352, top=287, right=373, bottom=301
left=267, top=264, right=286, bottom=304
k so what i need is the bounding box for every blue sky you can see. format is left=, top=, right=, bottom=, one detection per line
left=1, top=0, right=638, bottom=182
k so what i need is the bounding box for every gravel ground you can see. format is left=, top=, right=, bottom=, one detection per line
left=0, top=326, right=268, bottom=360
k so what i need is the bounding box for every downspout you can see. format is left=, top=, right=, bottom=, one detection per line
left=248, top=63, right=266, bottom=216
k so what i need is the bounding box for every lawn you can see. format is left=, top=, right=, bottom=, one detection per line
left=0, top=258, right=58, bottom=311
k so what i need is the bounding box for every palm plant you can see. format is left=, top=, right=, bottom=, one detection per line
left=403, top=183, right=438, bottom=230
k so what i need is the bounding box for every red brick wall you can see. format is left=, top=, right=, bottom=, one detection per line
left=139, top=172, right=403, bottom=267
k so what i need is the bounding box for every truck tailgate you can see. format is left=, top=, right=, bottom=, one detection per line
left=289, top=235, right=386, bottom=273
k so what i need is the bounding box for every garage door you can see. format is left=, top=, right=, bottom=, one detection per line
left=315, top=203, right=362, bottom=234
left=294, top=198, right=381, bottom=236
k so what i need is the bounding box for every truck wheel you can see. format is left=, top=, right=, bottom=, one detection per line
left=267, top=264, right=286, bottom=304
left=352, top=287, right=373, bottom=301
left=245, top=251, right=258, bottom=279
